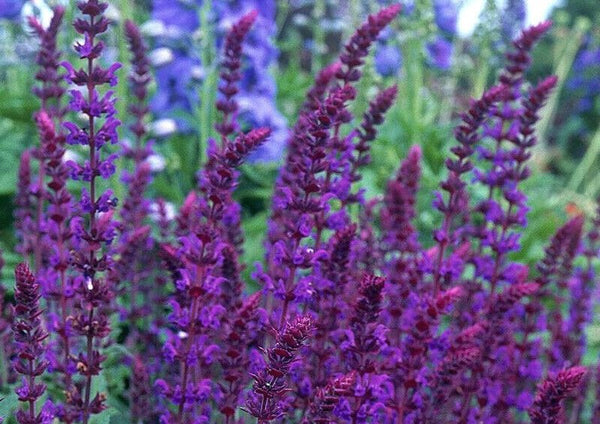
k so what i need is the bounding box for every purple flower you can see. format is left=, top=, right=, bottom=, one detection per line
left=12, top=263, right=52, bottom=424
left=29, top=6, right=66, bottom=118
left=245, top=316, right=313, bottom=421
left=529, top=366, right=587, bottom=424
left=374, top=44, right=402, bottom=77
left=0, top=0, right=22, bottom=20
left=152, top=0, right=199, bottom=32
left=427, top=36, right=453, bottom=70
left=433, top=0, right=458, bottom=35
left=59, top=1, right=121, bottom=421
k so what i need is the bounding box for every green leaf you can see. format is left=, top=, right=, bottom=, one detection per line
left=89, top=407, right=120, bottom=424
left=109, top=411, right=130, bottom=424
left=0, top=92, right=37, bottom=123
left=0, top=121, right=34, bottom=196
left=0, top=390, right=19, bottom=421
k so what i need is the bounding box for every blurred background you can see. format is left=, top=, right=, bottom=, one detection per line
left=0, top=0, right=598, bottom=300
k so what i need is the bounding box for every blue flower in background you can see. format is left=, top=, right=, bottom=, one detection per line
left=238, top=95, right=289, bottom=161
left=150, top=0, right=288, bottom=162
left=567, top=44, right=600, bottom=113
left=501, top=0, right=526, bottom=41
left=378, top=0, right=414, bottom=15
left=152, top=0, right=199, bottom=31
left=151, top=54, right=202, bottom=117
left=375, top=43, right=402, bottom=77
left=433, top=0, right=457, bottom=36
left=149, top=0, right=202, bottom=132
left=0, top=0, right=23, bottom=20
left=402, top=0, right=415, bottom=15
left=428, top=0, right=456, bottom=71
left=373, top=0, right=456, bottom=76
left=427, top=36, right=453, bottom=70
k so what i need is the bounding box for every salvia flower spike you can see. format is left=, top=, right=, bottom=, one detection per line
left=12, top=263, right=52, bottom=424
left=61, top=1, right=120, bottom=422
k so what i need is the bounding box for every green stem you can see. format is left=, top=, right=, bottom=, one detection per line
left=349, top=0, right=362, bottom=40
left=312, top=0, right=326, bottom=73
left=439, top=38, right=459, bottom=125
left=113, top=0, right=135, bottom=203
left=0, top=342, right=6, bottom=389
left=472, top=47, right=491, bottom=99
left=568, top=123, right=600, bottom=193
left=585, top=174, right=600, bottom=198
left=535, top=17, right=591, bottom=165
left=401, top=37, right=424, bottom=145
left=196, top=0, right=216, bottom=173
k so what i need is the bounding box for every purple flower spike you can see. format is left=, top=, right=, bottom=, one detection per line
left=216, top=10, right=258, bottom=144
left=305, top=372, right=357, bottom=423
left=12, top=263, right=52, bottom=424
left=61, top=1, right=120, bottom=422
left=351, top=85, right=398, bottom=185
left=336, top=4, right=402, bottom=87
left=303, top=62, right=342, bottom=113
left=124, top=19, right=152, bottom=156
left=245, top=315, right=313, bottom=422
left=529, top=366, right=587, bottom=424
left=29, top=6, right=66, bottom=118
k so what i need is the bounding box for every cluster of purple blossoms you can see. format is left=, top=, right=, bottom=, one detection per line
left=6, top=2, right=600, bottom=424
left=149, top=0, right=288, bottom=161
left=12, top=263, right=54, bottom=424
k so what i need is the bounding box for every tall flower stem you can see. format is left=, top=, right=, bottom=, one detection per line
left=197, top=0, right=216, bottom=171
left=569, top=123, right=600, bottom=194
left=82, top=19, right=98, bottom=424
left=175, top=257, right=205, bottom=423
left=62, top=1, right=121, bottom=421
left=12, top=263, right=50, bottom=424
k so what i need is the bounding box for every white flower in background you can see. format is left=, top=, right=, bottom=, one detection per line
left=145, top=154, right=166, bottom=172
left=22, top=0, right=53, bottom=28
left=141, top=19, right=187, bottom=39
left=62, top=149, right=81, bottom=164
left=190, top=65, right=205, bottom=80
left=149, top=47, right=174, bottom=66
left=140, top=20, right=167, bottom=37
left=104, top=3, right=120, bottom=23
left=151, top=118, right=177, bottom=137
left=149, top=201, right=176, bottom=222
left=121, top=137, right=133, bottom=149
